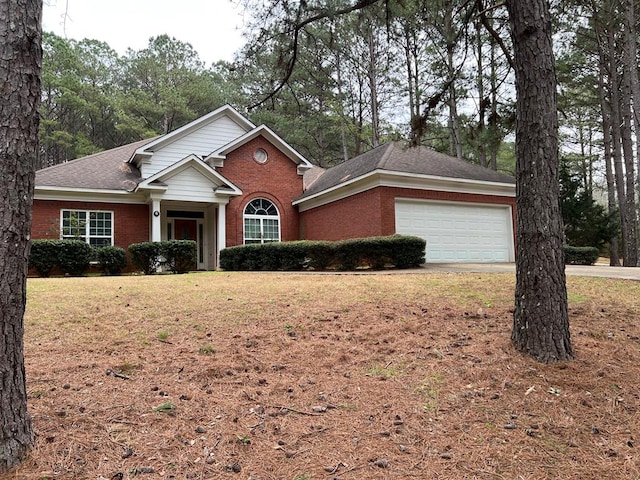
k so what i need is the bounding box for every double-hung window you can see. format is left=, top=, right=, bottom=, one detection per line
left=243, top=198, right=280, bottom=244
left=61, top=209, right=113, bottom=246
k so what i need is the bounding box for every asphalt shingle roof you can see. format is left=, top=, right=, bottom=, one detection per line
left=35, top=138, right=155, bottom=191
left=36, top=139, right=515, bottom=198
left=299, top=142, right=515, bottom=198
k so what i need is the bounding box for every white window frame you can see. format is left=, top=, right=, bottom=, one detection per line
left=243, top=198, right=281, bottom=244
left=60, top=209, right=114, bottom=247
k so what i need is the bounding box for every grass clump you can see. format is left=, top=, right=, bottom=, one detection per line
left=156, top=330, right=170, bottom=342
left=198, top=344, right=216, bottom=355
left=152, top=402, right=174, bottom=413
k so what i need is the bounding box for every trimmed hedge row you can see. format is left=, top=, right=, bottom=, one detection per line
left=219, top=235, right=426, bottom=271
left=564, top=245, right=599, bottom=265
left=128, top=240, right=196, bottom=274
left=29, top=240, right=125, bottom=277
left=29, top=239, right=196, bottom=276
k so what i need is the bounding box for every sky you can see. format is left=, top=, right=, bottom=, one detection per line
left=42, top=0, right=248, bottom=66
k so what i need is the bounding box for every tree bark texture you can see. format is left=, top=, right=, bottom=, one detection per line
left=604, top=22, right=638, bottom=267
left=506, top=0, right=572, bottom=362
left=0, top=0, right=42, bottom=471
left=620, top=18, right=639, bottom=266
left=596, top=31, right=621, bottom=266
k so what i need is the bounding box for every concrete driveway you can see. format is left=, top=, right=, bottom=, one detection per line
left=423, top=262, right=640, bottom=280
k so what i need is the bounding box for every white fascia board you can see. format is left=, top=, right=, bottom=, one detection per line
left=380, top=170, right=516, bottom=196
left=140, top=184, right=169, bottom=192
left=129, top=105, right=255, bottom=165
left=213, top=187, right=239, bottom=196
left=207, top=125, right=313, bottom=172
left=137, top=154, right=242, bottom=196
left=294, top=170, right=515, bottom=211
left=131, top=151, right=153, bottom=165
left=34, top=187, right=147, bottom=204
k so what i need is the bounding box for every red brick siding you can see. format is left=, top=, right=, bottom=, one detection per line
left=299, top=188, right=386, bottom=241
left=32, top=199, right=150, bottom=249
left=299, top=186, right=516, bottom=241
left=217, top=137, right=304, bottom=246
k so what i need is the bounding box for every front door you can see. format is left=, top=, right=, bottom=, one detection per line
left=171, top=218, right=205, bottom=270
left=174, top=219, right=197, bottom=242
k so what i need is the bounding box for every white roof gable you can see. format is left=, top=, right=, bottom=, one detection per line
left=129, top=105, right=255, bottom=178
left=136, top=154, right=241, bottom=201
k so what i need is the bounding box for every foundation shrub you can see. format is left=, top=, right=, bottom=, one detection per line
left=220, top=235, right=426, bottom=271
left=162, top=240, right=197, bottom=274
left=95, top=246, right=127, bottom=275
left=128, top=242, right=162, bottom=275
left=29, top=239, right=61, bottom=277
left=302, top=241, right=336, bottom=270
left=387, top=235, right=427, bottom=268
left=57, top=240, right=93, bottom=276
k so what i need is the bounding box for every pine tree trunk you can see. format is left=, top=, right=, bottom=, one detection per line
left=597, top=24, right=622, bottom=266
left=606, top=18, right=639, bottom=267
left=475, top=16, right=488, bottom=168
left=489, top=34, right=499, bottom=171
left=623, top=0, right=640, bottom=183
left=506, top=0, right=572, bottom=362
left=620, top=0, right=639, bottom=266
left=367, top=27, right=380, bottom=147
left=0, top=0, right=42, bottom=471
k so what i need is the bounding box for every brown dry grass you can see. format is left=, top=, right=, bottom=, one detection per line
left=6, top=271, right=640, bottom=480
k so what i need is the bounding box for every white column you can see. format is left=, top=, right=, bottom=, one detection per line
left=216, top=203, right=226, bottom=267
left=151, top=197, right=162, bottom=242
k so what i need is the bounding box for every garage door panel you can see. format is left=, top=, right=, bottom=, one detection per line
left=395, top=200, right=513, bottom=263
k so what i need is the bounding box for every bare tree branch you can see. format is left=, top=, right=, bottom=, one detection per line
left=248, top=0, right=384, bottom=110
left=476, top=0, right=514, bottom=69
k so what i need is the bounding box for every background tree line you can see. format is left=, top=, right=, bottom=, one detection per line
left=40, top=0, right=640, bottom=262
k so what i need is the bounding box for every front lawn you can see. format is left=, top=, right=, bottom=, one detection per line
left=13, top=272, right=640, bottom=479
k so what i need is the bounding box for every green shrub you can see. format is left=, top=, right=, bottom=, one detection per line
left=219, top=235, right=426, bottom=271
left=387, top=234, right=427, bottom=268
left=219, top=244, right=264, bottom=270
left=57, top=240, right=93, bottom=276
left=303, top=241, right=335, bottom=270
left=95, top=246, right=127, bottom=275
left=277, top=241, right=308, bottom=271
left=128, top=242, right=162, bottom=274
left=29, top=239, right=61, bottom=277
left=564, top=245, right=599, bottom=265
left=218, top=245, right=240, bottom=271
left=333, top=238, right=362, bottom=270
left=161, top=240, right=196, bottom=274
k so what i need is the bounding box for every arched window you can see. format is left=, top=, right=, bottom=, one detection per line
left=243, top=198, right=281, bottom=244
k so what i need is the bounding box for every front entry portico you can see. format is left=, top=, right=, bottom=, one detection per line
left=147, top=202, right=228, bottom=271
left=136, top=153, right=241, bottom=270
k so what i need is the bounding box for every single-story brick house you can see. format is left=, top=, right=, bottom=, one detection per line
left=33, top=105, right=516, bottom=269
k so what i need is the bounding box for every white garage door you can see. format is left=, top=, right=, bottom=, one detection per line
left=395, top=199, right=514, bottom=263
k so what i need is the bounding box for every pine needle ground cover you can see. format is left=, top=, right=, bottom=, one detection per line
left=9, top=272, right=640, bottom=479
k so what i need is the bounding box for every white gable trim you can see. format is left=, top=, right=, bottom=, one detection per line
left=136, top=154, right=242, bottom=196
left=206, top=125, right=313, bottom=175
left=129, top=105, right=255, bottom=167
left=294, top=169, right=515, bottom=212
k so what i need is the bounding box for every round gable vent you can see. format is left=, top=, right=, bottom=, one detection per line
left=253, top=148, right=268, bottom=164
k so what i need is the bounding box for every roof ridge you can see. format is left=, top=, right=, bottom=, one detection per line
left=376, top=142, right=396, bottom=169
